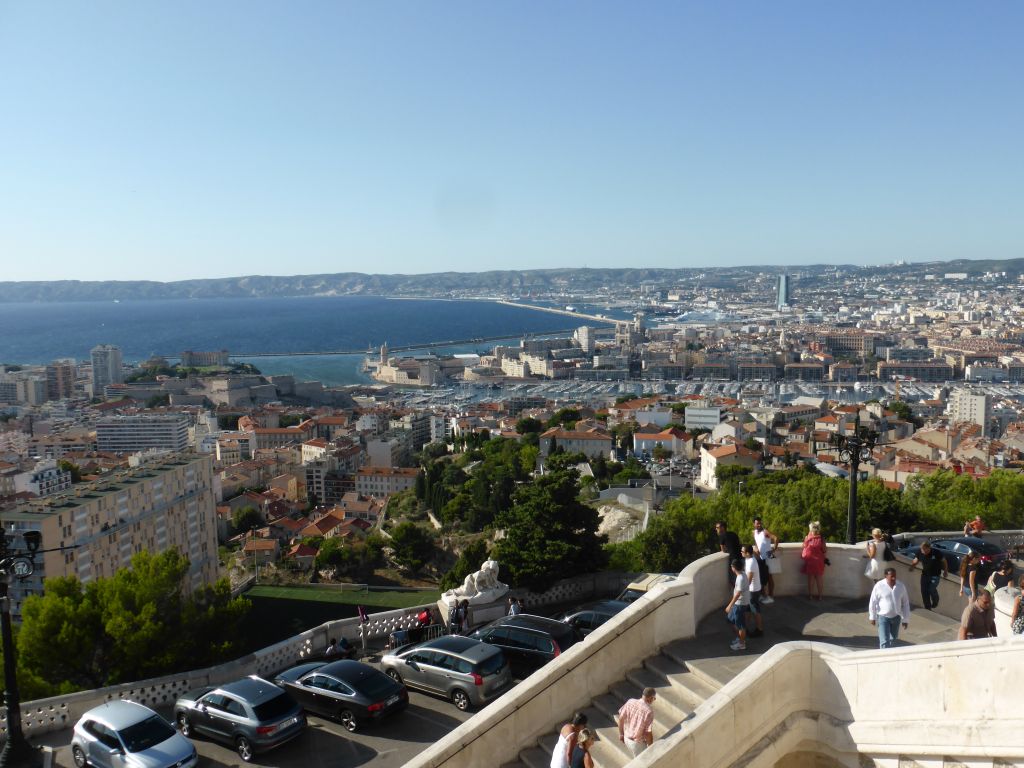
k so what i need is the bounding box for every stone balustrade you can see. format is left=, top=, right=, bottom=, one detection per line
left=404, top=540, right=1024, bottom=768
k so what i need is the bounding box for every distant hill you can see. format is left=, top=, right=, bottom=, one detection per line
left=1, top=260, right=1022, bottom=302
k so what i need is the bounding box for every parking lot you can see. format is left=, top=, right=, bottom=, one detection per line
left=43, top=686, right=474, bottom=768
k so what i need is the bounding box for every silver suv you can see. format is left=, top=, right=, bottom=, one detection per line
left=71, top=700, right=197, bottom=768
left=173, top=676, right=306, bottom=762
left=379, top=635, right=511, bottom=711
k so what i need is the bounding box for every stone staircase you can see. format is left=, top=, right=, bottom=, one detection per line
left=500, top=639, right=732, bottom=768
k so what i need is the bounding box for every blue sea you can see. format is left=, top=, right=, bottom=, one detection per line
left=0, top=296, right=587, bottom=386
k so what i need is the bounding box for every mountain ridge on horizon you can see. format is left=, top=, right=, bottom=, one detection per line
left=2, top=259, right=1021, bottom=303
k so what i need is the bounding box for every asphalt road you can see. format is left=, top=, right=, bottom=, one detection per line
left=44, top=687, right=474, bottom=768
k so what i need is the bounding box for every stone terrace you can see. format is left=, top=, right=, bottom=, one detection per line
left=503, top=593, right=960, bottom=768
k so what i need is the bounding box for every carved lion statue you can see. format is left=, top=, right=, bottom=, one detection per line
left=445, top=559, right=506, bottom=604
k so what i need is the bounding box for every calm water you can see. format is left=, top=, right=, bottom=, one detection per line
left=0, top=296, right=578, bottom=386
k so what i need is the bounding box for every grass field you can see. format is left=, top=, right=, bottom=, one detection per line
left=238, top=585, right=440, bottom=651
left=246, top=584, right=439, bottom=607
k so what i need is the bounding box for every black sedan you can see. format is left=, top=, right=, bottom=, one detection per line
left=897, top=536, right=1010, bottom=580
left=554, top=600, right=630, bottom=638
left=273, top=660, right=407, bottom=732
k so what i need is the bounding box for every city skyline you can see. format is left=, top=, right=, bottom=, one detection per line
left=2, top=2, right=1022, bottom=282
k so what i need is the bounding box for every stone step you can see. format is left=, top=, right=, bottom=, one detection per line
left=662, top=638, right=757, bottom=690
left=643, top=654, right=721, bottom=711
left=621, top=667, right=692, bottom=725
left=516, top=745, right=549, bottom=768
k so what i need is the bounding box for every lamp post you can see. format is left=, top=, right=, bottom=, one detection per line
left=0, top=527, right=45, bottom=768
left=833, top=421, right=877, bottom=546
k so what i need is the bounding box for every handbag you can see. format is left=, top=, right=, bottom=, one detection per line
left=766, top=554, right=782, bottom=574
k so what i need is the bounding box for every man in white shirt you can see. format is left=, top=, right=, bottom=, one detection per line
left=724, top=559, right=751, bottom=651
left=868, top=567, right=911, bottom=649
left=742, top=544, right=765, bottom=639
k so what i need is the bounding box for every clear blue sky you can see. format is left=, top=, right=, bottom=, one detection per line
left=2, top=2, right=1022, bottom=281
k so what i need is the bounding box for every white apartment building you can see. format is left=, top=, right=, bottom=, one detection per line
left=684, top=404, right=725, bottom=432
left=949, top=390, right=989, bottom=428
left=96, top=413, right=191, bottom=453
left=14, top=458, right=72, bottom=497
left=90, top=344, right=124, bottom=394
left=354, top=466, right=419, bottom=496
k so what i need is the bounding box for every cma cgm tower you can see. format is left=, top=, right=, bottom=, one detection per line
left=777, top=273, right=790, bottom=309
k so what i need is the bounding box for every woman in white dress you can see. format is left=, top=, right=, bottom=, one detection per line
left=864, top=528, right=887, bottom=580
left=550, top=713, right=587, bottom=768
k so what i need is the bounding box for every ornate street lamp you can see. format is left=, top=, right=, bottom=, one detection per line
left=0, top=527, right=51, bottom=768
left=833, top=420, right=877, bottom=546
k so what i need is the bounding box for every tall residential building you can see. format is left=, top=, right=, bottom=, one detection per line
left=90, top=344, right=124, bottom=394
left=45, top=359, right=77, bottom=401
left=96, top=413, right=191, bottom=453
left=949, top=389, right=989, bottom=428
left=0, top=453, right=219, bottom=619
left=576, top=326, right=595, bottom=355
left=777, top=274, right=790, bottom=309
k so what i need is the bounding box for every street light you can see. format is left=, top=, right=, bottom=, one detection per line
left=833, top=419, right=878, bottom=546
left=0, top=527, right=45, bottom=768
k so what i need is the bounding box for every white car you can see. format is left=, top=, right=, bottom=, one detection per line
left=71, top=701, right=197, bottom=768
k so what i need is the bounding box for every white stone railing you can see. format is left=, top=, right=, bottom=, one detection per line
left=3, top=571, right=631, bottom=743
left=1, top=603, right=436, bottom=742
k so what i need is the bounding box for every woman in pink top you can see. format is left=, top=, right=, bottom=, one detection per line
left=801, top=521, right=827, bottom=600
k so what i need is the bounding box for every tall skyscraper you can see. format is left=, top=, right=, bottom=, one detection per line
left=45, top=359, right=76, bottom=401
left=90, top=344, right=124, bottom=395
left=777, top=274, right=791, bottom=309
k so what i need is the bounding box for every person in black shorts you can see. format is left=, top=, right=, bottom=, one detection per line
left=909, top=540, right=948, bottom=609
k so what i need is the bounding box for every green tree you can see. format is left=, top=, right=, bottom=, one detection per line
left=440, top=539, right=489, bottom=591
left=58, top=460, right=82, bottom=483
left=389, top=522, right=437, bottom=572
left=145, top=394, right=170, bottom=409
left=547, top=408, right=581, bottom=429
left=16, top=551, right=249, bottom=695
left=232, top=506, right=263, bottom=535
left=493, top=468, right=607, bottom=591
left=887, top=400, right=913, bottom=421
left=516, top=416, right=544, bottom=434
left=652, top=444, right=671, bottom=461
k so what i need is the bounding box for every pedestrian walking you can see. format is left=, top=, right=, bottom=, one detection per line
left=959, top=591, right=997, bottom=640
left=508, top=596, right=522, bottom=616
left=725, top=558, right=750, bottom=651
left=863, top=528, right=888, bottom=580
left=868, top=567, right=910, bottom=649
left=459, top=599, right=471, bottom=633
left=742, top=544, right=764, bottom=638
left=549, top=713, right=587, bottom=768
left=617, top=687, right=656, bottom=758
left=801, top=521, right=827, bottom=600
left=908, top=540, right=948, bottom=610
left=752, top=517, right=779, bottom=603
left=959, top=552, right=980, bottom=600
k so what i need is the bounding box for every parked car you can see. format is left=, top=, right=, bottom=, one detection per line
left=896, top=536, right=1010, bottom=581
left=173, top=676, right=306, bottom=762
left=71, top=700, right=197, bottom=768
left=379, top=635, right=511, bottom=711
left=616, top=573, right=678, bottom=603
left=468, top=614, right=580, bottom=675
left=273, top=659, right=407, bottom=732
left=554, top=599, right=630, bottom=638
